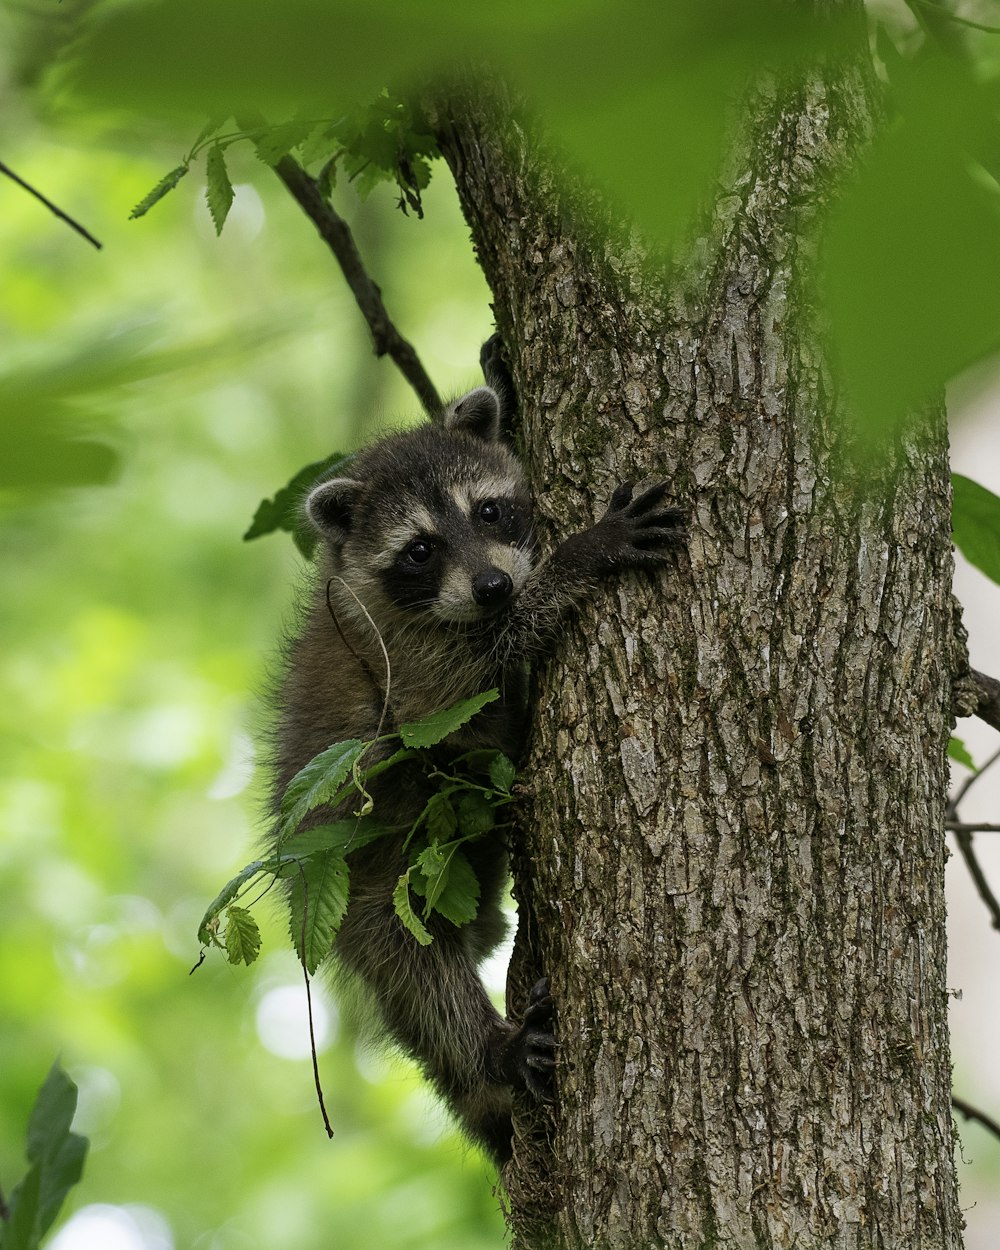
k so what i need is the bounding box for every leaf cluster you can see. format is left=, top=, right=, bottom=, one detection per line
left=0, top=1063, right=88, bottom=1250
left=197, top=689, right=516, bottom=972
left=130, top=94, right=439, bottom=237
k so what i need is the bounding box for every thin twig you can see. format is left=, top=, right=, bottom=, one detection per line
left=297, top=869, right=335, bottom=1139
left=952, top=826, right=1000, bottom=931
left=910, top=0, right=1000, bottom=34
left=0, top=159, right=102, bottom=250
left=271, top=154, right=442, bottom=416
left=946, top=821, right=1000, bottom=833
left=953, top=1095, right=1000, bottom=1143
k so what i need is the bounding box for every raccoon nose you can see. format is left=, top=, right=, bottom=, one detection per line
left=472, top=569, right=513, bottom=607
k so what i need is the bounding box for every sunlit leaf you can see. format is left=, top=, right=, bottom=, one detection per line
left=953, top=473, right=1000, bottom=586
left=129, top=163, right=190, bottom=220
left=223, top=906, right=262, bottom=965
left=288, top=851, right=350, bottom=974
left=205, top=144, right=235, bottom=234
left=392, top=872, right=433, bottom=945
left=948, top=736, right=976, bottom=772
left=278, top=738, right=366, bottom=837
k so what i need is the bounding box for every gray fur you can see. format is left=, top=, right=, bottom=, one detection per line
left=270, top=382, right=685, bottom=1165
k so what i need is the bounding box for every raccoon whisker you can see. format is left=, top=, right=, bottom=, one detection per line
left=332, top=575, right=393, bottom=742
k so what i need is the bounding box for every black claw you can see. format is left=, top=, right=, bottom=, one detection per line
left=502, top=977, right=557, bottom=1100
left=610, top=482, right=635, bottom=510
left=626, top=480, right=670, bottom=516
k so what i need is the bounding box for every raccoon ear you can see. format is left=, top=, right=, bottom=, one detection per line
left=306, top=478, right=363, bottom=545
left=443, top=386, right=501, bottom=443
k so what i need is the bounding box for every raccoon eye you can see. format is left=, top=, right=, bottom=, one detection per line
left=479, top=500, right=502, bottom=524
left=405, top=538, right=434, bottom=565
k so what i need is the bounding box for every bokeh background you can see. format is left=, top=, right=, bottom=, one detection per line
left=2, top=3, right=1000, bottom=1248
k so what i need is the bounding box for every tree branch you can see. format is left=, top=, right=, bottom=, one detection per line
left=269, top=154, right=442, bottom=416
left=971, top=668, right=1000, bottom=733
left=946, top=821, right=1000, bottom=834
left=0, top=159, right=102, bottom=250
left=952, top=1096, right=1000, bottom=1144
left=952, top=825, right=1000, bottom=931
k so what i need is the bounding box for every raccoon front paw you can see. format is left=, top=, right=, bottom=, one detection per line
left=503, top=977, right=557, bottom=1101
left=599, top=479, right=686, bottom=565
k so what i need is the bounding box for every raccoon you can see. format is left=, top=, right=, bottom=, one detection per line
left=270, top=365, right=685, bottom=1166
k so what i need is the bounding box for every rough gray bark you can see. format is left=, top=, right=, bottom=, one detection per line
left=433, top=17, right=964, bottom=1250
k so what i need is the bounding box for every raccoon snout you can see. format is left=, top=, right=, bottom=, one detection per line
left=472, top=568, right=514, bottom=608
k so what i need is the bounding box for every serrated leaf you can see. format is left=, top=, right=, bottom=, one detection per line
left=288, top=851, right=350, bottom=974
left=428, top=849, right=479, bottom=928
left=456, top=790, right=495, bottom=837
left=392, top=873, right=433, bottom=946
left=425, top=793, right=458, bottom=842
left=129, top=163, right=189, bottom=220
left=488, top=752, right=516, bottom=794
left=223, top=906, right=262, bottom=965
left=197, top=858, right=278, bottom=945
left=948, top=736, right=977, bottom=773
left=278, top=738, right=366, bottom=838
left=253, top=118, right=317, bottom=166
left=205, top=143, right=235, bottom=235
left=297, top=122, right=339, bottom=170
left=953, top=473, right=1000, bottom=587
left=399, top=689, right=499, bottom=749
left=282, top=818, right=390, bottom=859
left=243, top=450, right=355, bottom=556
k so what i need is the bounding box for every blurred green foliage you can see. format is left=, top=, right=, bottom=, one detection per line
left=5, top=0, right=1000, bottom=1246
left=0, top=5, right=503, bottom=1241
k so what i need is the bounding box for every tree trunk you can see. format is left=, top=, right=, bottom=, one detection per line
left=433, top=17, right=964, bottom=1249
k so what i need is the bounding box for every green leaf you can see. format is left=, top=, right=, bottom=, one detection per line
left=253, top=118, right=317, bottom=166
left=428, top=848, right=480, bottom=928
left=488, top=752, right=516, bottom=794
left=243, top=451, right=354, bottom=557
left=425, top=792, right=458, bottom=843
left=26, top=1062, right=77, bottom=1164
left=288, top=851, right=350, bottom=974
left=223, top=906, right=262, bottom=965
left=129, top=163, right=190, bottom=220
left=37, top=1133, right=87, bottom=1239
left=4, top=1161, right=42, bottom=1250
left=399, top=689, right=499, bottom=749
left=278, top=738, right=366, bottom=838
left=5, top=1063, right=89, bottom=1249
left=205, top=143, right=235, bottom=234
left=197, top=858, right=277, bottom=945
left=282, top=818, right=390, bottom=859
left=948, top=736, right=977, bottom=773
left=953, top=473, right=1000, bottom=587
left=456, top=790, right=495, bottom=837
left=392, top=872, right=433, bottom=946
left=822, top=60, right=1000, bottom=436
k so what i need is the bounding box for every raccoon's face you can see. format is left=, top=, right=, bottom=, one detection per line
left=376, top=478, right=535, bottom=623
left=306, top=387, right=536, bottom=626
